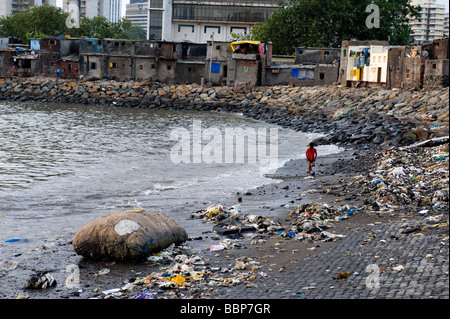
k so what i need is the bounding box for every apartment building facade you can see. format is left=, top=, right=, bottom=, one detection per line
left=62, top=0, right=122, bottom=23
left=0, top=0, right=56, bottom=17
left=125, top=0, right=279, bottom=42
left=410, top=0, right=448, bottom=43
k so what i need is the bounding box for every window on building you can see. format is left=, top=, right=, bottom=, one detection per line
left=204, top=26, right=221, bottom=34
left=90, top=62, right=97, bottom=70
left=151, top=64, right=156, bottom=69
left=140, top=65, right=144, bottom=70
left=110, top=62, right=118, bottom=68
left=320, top=73, right=325, bottom=80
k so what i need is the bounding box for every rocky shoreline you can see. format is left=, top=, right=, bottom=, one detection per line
left=1, top=77, right=448, bottom=149
left=0, top=77, right=448, bottom=301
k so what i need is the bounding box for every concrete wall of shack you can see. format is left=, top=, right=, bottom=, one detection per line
left=135, top=57, right=158, bottom=81
left=79, top=54, right=107, bottom=80
left=60, top=60, right=80, bottom=79
left=107, top=56, right=134, bottom=81
left=424, top=59, right=449, bottom=88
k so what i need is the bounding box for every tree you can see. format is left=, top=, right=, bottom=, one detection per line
left=0, top=5, right=70, bottom=43
left=70, top=16, right=141, bottom=39
left=0, top=5, right=146, bottom=43
left=251, top=0, right=421, bottom=55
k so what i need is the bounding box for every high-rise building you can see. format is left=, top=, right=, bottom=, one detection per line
left=62, top=0, right=121, bottom=23
left=0, top=1, right=12, bottom=17
left=410, top=0, right=448, bottom=43
left=172, top=0, right=279, bottom=43
left=444, top=13, right=449, bottom=38
left=125, top=0, right=279, bottom=42
left=0, top=0, right=57, bottom=17
left=109, top=0, right=122, bottom=23
left=124, top=1, right=149, bottom=32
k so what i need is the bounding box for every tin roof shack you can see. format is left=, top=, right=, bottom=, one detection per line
left=339, top=40, right=389, bottom=86
left=295, top=47, right=340, bottom=65
left=134, top=41, right=177, bottom=82
left=102, top=39, right=136, bottom=81
left=8, top=48, right=40, bottom=77
left=60, top=55, right=80, bottom=79
left=155, top=42, right=178, bottom=83
left=134, top=41, right=159, bottom=81
left=29, top=38, right=40, bottom=51
left=0, top=49, right=15, bottom=76
left=79, top=38, right=107, bottom=80
left=387, top=45, right=425, bottom=90
left=264, top=47, right=339, bottom=86
left=422, top=38, right=449, bottom=88
left=39, top=37, right=80, bottom=76
left=0, top=37, right=21, bottom=50
left=175, top=42, right=207, bottom=84
left=343, top=41, right=395, bottom=88
left=227, top=41, right=268, bottom=88
left=205, top=40, right=233, bottom=85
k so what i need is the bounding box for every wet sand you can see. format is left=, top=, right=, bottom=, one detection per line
left=0, top=145, right=380, bottom=299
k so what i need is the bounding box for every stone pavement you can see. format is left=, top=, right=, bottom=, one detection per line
left=208, top=213, right=449, bottom=299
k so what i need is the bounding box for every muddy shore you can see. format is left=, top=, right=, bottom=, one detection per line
left=0, top=79, right=448, bottom=301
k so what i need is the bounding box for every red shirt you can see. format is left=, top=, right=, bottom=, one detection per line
left=306, top=147, right=317, bottom=161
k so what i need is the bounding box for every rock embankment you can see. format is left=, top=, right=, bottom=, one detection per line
left=1, top=77, right=448, bottom=149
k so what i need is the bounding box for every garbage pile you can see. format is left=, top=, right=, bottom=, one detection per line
left=191, top=203, right=355, bottom=243
left=286, top=202, right=356, bottom=242
left=359, top=143, right=449, bottom=215
left=190, top=204, right=284, bottom=235
left=93, top=243, right=266, bottom=299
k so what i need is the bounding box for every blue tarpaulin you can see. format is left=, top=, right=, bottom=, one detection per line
left=211, top=63, right=220, bottom=73
left=291, top=68, right=299, bottom=77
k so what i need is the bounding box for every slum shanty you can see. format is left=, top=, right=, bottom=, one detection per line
left=0, top=36, right=448, bottom=89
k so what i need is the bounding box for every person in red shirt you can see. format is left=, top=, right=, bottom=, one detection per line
left=306, top=142, right=317, bottom=176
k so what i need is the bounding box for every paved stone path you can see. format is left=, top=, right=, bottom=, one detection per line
left=209, top=214, right=449, bottom=299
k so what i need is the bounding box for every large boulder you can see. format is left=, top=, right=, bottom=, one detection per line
left=72, top=210, right=188, bottom=261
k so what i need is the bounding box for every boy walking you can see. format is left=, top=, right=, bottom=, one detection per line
left=306, top=143, right=317, bottom=176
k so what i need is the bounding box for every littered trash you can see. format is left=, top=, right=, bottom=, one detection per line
left=210, top=245, right=225, bottom=252
left=96, top=268, right=110, bottom=276
left=391, top=167, right=406, bottom=176
left=332, top=272, right=351, bottom=280
left=102, top=288, right=122, bottom=296
left=25, top=273, right=56, bottom=289
left=5, top=238, right=28, bottom=243
left=393, top=265, right=404, bottom=271
left=0, top=259, right=18, bottom=276
left=134, top=292, right=156, bottom=299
